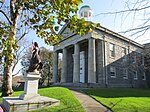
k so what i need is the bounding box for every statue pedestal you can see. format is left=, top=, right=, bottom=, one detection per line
left=20, top=72, right=41, bottom=100
left=2, top=72, right=60, bottom=112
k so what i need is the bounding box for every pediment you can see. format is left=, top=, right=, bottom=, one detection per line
left=59, top=25, right=75, bottom=39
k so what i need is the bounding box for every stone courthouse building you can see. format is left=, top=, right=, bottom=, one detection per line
left=53, top=5, right=148, bottom=88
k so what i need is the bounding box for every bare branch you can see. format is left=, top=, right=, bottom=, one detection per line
left=94, top=5, right=150, bottom=17
left=119, top=25, right=150, bottom=33
left=142, top=18, right=150, bottom=26
left=12, top=68, right=23, bottom=77
left=10, top=0, right=15, bottom=22
left=16, top=31, right=28, bottom=43
left=132, top=27, right=148, bottom=39
left=0, top=10, right=12, bottom=25
left=12, top=43, right=29, bottom=72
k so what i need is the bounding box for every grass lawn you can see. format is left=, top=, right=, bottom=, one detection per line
left=83, top=88, right=150, bottom=112
left=0, top=87, right=85, bottom=112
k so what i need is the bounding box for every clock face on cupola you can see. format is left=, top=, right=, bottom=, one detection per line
left=79, top=5, right=93, bottom=21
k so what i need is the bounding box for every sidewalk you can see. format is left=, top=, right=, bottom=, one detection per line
left=70, top=89, right=111, bottom=112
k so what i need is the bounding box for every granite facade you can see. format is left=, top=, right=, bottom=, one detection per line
left=53, top=25, right=148, bottom=88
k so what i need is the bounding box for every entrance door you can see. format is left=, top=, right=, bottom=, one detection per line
left=80, top=51, right=85, bottom=83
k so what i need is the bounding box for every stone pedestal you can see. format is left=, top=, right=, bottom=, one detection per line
left=2, top=72, right=60, bottom=112
left=20, top=72, right=40, bottom=100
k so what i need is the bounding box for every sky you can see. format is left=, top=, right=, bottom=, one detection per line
left=81, top=0, right=150, bottom=43
left=25, top=0, right=150, bottom=50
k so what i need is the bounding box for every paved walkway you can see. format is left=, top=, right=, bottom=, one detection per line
left=70, top=89, right=111, bottom=112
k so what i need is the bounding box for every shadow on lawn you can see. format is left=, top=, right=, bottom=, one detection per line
left=56, top=104, right=84, bottom=112
left=82, top=88, right=150, bottom=98
left=80, top=88, right=150, bottom=112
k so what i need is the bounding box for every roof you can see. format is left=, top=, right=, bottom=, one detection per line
left=95, top=26, right=143, bottom=48
left=57, top=22, right=143, bottom=48
left=80, top=5, right=91, bottom=9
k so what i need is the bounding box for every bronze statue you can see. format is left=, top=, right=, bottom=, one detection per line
left=27, top=42, right=43, bottom=73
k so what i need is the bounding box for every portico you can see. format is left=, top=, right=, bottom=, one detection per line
left=53, top=32, right=100, bottom=84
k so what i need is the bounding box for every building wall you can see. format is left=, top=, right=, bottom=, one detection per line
left=144, top=43, right=150, bottom=87
left=96, top=31, right=147, bottom=88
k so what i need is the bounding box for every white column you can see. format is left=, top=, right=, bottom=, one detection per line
left=73, top=43, right=80, bottom=83
left=53, top=51, right=58, bottom=83
left=61, top=48, right=67, bottom=83
left=88, top=38, right=96, bottom=83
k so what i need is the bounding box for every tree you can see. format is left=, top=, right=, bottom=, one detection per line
left=0, top=0, right=98, bottom=96
left=12, top=39, right=30, bottom=76
left=39, top=47, right=53, bottom=86
left=119, top=0, right=150, bottom=38
left=95, top=0, right=150, bottom=38
left=0, top=38, right=29, bottom=76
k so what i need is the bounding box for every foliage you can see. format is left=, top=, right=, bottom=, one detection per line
left=0, top=0, right=101, bottom=59
left=0, top=0, right=100, bottom=59
left=84, top=88, right=150, bottom=112
left=0, top=0, right=100, bottom=96
left=39, top=47, right=53, bottom=86
left=0, top=21, right=17, bottom=65
left=20, top=0, right=96, bottom=44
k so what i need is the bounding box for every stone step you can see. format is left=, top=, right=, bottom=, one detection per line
left=2, top=96, right=60, bottom=112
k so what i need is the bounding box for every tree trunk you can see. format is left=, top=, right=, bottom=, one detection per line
left=1, top=28, right=17, bottom=96
left=1, top=29, right=16, bottom=96
left=1, top=59, right=13, bottom=96
left=1, top=0, right=21, bottom=96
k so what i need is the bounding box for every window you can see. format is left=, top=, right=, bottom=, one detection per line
left=81, top=12, right=83, bottom=17
left=142, top=72, right=146, bottom=80
left=133, top=71, right=138, bottom=80
left=89, top=12, right=91, bottom=16
left=131, top=52, right=137, bottom=63
left=110, top=66, right=116, bottom=78
left=121, top=47, right=126, bottom=56
left=121, top=47, right=127, bottom=62
left=109, top=43, right=115, bottom=57
left=84, top=12, right=88, bottom=17
left=141, top=56, right=144, bottom=65
left=133, top=55, right=136, bottom=63
left=123, top=69, right=128, bottom=79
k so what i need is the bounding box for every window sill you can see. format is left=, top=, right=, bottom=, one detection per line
left=110, top=76, right=116, bottom=78
left=123, top=77, right=128, bottom=80
left=109, top=56, right=115, bottom=59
